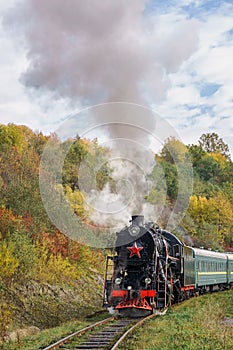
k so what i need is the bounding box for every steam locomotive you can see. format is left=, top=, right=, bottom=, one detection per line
left=103, top=215, right=233, bottom=317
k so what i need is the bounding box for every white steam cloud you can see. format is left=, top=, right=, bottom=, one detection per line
left=6, top=1, right=196, bottom=232
left=5, top=0, right=199, bottom=105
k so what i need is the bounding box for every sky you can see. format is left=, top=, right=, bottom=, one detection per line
left=0, top=0, right=233, bottom=153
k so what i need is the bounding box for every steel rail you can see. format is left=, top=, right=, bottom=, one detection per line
left=43, top=317, right=113, bottom=350
left=110, top=313, right=156, bottom=350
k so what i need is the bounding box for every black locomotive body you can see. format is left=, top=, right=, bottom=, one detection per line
left=103, top=215, right=191, bottom=317
left=103, top=215, right=233, bottom=317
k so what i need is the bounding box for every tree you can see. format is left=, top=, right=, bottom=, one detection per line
left=198, top=133, right=230, bottom=160
left=0, top=124, right=26, bottom=154
left=160, top=137, right=189, bottom=164
left=187, top=144, right=205, bottom=167
left=188, top=194, right=233, bottom=248
left=62, top=137, right=112, bottom=191
left=197, top=154, right=220, bottom=181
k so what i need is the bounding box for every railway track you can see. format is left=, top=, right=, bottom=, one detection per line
left=43, top=314, right=155, bottom=349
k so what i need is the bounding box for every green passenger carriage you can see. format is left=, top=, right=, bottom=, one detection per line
left=182, top=248, right=233, bottom=292
left=226, top=253, right=233, bottom=284
left=192, top=248, right=227, bottom=290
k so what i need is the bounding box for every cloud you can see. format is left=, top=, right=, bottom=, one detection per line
left=0, top=0, right=232, bottom=157
left=152, top=1, right=233, bottom=154
left=4, top=0, right=199, bottom=107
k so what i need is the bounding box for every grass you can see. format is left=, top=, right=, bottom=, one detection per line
left=118, top=290, right=233, bottom=350
left=2, top=291, right=233, bottom=350
left=1, top=311, right=109, bottom=350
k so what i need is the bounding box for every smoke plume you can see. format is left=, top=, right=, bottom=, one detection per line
left=5, top=0, right=199, bottom=105
left=5, top=1, right=197, bottom=231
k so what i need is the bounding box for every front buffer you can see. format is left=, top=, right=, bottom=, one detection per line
left=111, top=289, right=156, bottom=318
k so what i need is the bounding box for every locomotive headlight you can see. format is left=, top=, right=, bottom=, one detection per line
left=128, top=225, right=140, bottom=236
left=127, top=286, right=132, bottom=290
left=115, top=278, right=121, bottom=285
left=145, top=277, right=151, bottom=285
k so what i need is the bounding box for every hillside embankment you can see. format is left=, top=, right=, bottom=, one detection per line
left=0, top=268, right=104, bottom=343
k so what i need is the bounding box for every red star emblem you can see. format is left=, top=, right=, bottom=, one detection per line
left=127, top=242, right=143, bottom=258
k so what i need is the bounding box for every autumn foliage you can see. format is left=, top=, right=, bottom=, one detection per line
left=147, top=134, right=233, bottom=250
left=0, top=124, right=105, bottom=293
left=0, top=124, right=232, bottom=295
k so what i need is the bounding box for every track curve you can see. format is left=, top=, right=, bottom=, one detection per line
left=43, top=317, right=113, bottom=349
left=43, top=314, right=156, bottom=350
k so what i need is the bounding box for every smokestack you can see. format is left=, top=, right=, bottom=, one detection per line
left=131, top=215, right=144, bottom=226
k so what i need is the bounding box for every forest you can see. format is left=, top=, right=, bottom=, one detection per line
left=0, top=123, right=232, bottom=336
